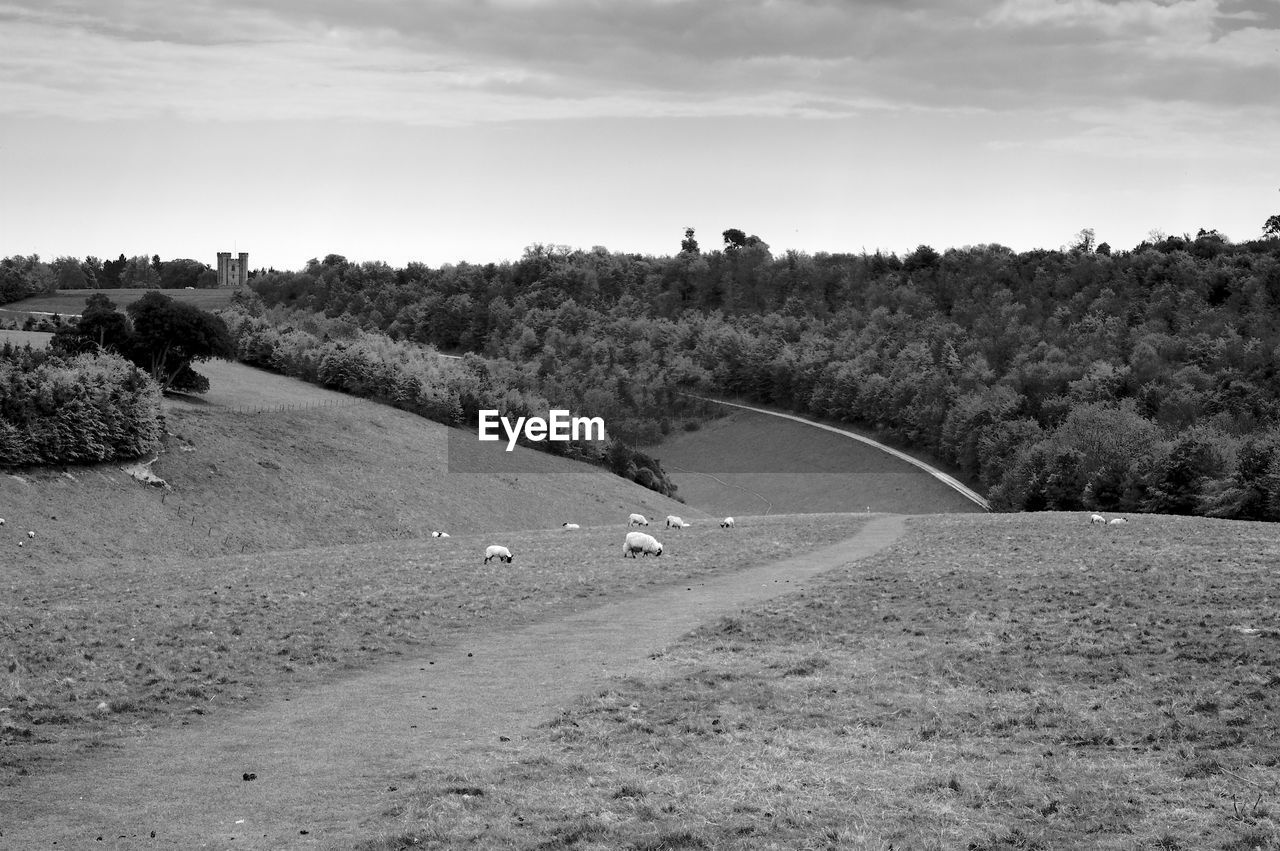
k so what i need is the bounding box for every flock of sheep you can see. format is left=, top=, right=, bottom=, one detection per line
left=1090, top=513, right=1130, bottom=526
left=433, top=512, right=739, bottom=565
left=0, top=518, right=37, bottom=547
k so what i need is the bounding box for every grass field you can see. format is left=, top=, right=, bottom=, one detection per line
left=0, top=329, right=53, bottom=348
left=0, top=513, right=868, bottom=785
left=354, top=512, right=1280, bottom=851
left=646, top=408, right=985, bottom=517
left=0, top=287, right=240, bottom=321
left=6, top=350, right=1278, bottom=849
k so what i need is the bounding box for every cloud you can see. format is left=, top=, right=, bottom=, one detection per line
left=0, top=0, right=1271, bottom=140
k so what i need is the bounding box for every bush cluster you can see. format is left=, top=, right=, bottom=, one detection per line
left=0, top=344, right=163, bottom=467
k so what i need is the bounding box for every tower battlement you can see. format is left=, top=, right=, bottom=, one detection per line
left=216, top=252, right=249, bottom=287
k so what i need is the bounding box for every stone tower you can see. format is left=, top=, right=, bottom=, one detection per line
left=216, top=251, right=249, bottom=288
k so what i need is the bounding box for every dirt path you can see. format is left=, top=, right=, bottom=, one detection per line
left=1, top=515, right=906, bottom=850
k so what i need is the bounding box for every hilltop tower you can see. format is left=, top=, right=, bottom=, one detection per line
left=216, top=251, right=249, bottom=288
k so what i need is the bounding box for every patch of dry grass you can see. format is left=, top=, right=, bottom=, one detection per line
left=0, top=513, right=867, bottom=784
left=355, top=512, right=1280, bottom=851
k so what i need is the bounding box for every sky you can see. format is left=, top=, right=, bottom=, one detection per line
left=1, top=0, right=1277, bottom=273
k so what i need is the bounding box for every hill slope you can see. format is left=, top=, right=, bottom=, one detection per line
left=644, top=407, right=986, bottom=516
left=1, top=360, right=695, bottom=569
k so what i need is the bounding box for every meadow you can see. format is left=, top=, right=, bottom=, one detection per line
left=4, top=353, right=1278, bottom=849
left=354, top=512, right=1280, bottom=851
left=1, top=514, right=868, bottom=786
left=0, top=287, right=239, bottom=321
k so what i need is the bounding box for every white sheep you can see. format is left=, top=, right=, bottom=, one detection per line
left=1090, top=514, right=1107, bottom=525
left=665, top=515, right=689, bottom=529
left=483, top=544, right=514, bottom=564
left=720, top=517, right=735, bottom=528
left=26, top=530, right=34, bottom=538
left=628, top=513, right=649, bottom=527
left=623, top=531, right=663, bottom=558
left=562, top=523, right=581, bottom=530
left=1109, top=517, right=1128, bottom=525
left=431, top=531, right=450, bottom=538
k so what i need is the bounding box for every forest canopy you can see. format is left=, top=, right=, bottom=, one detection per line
left=239, top=229, right=1280, bottom=519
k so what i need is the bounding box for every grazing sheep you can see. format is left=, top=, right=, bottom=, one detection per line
left=720, top=517, right=735, bottom=528
left=1109, top=517, right=1128, bottom=525
left=484, top=545, right=514, bottom=564
left=562, top=523, right=581, bottom=530
left=623, top=531, right=663, bottom=558
left=628, top=513, right=649, bottom=527
left=26, top=530, right=34, bottom=538
left=431, top=531, right=450, bottom=538
left=0, top=518, right=5, bottom=525
left=665, top=515, right=689, bottom=529
left=1090, top=514, right=1107, bottom=525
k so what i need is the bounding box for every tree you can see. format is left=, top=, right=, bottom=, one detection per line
left=51, top=293, right=132, bottom=355
left=1072, top=227, right=1096, bottom=253
left=681, top=228, right=700, bottom=255
left=158, top=258, right=210, bottom=290
left=1264, top=214, right=1280, bottom=239
left=51, top=256, right=87, bottom=290
left=119, top=255, right=161, bottom=289
left=126, top=291, right=234, bottom=392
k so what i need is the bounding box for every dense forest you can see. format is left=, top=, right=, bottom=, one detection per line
left=239, top=225, right=1280, bottom=520
left=5, top=220, right=1280, bottom=520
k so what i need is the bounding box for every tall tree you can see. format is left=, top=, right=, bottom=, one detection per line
left=126, top=291, right=234, bottom=391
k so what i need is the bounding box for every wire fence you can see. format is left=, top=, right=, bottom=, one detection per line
left=225, top=398, right=366, bottom=415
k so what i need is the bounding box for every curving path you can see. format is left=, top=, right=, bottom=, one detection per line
left=1, top=515, right=906, bottom=850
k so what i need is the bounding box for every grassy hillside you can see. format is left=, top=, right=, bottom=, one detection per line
left=645, top=408, right=986, bottom=516
left=0, top=359, right=697, bottom=571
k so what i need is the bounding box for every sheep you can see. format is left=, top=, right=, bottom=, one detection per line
left=484, top=544, right=514, bottom=564
left=665, top=515, right=689, bottom=529
left=628, top=513, right=649, bottom=527
left=562, top=523, right=581, bottom=530
left=720, top=517, right=735, bottom=528
left=26, top=530, right=34, bottom=538
left=1090, top=514, right=1107, bottom=525
left=431, top=531, right=450, bottom=538
left=1109, top=517, right=1128, bottom=525
left=623, top=531, right=663, bottom=558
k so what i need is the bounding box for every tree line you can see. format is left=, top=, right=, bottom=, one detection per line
left=241, top=225, right=1280, bottom=520
left=0, top=253, right=228, bottom=304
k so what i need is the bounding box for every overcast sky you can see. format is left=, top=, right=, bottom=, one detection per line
left=1, top=0, right=1276, bottom=272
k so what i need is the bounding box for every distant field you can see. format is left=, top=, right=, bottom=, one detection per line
left=646, top=408, right=985, bottom=516
left=0, top=330, right=52, bottom=348
left=0, top=287, right=241, bottom=319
